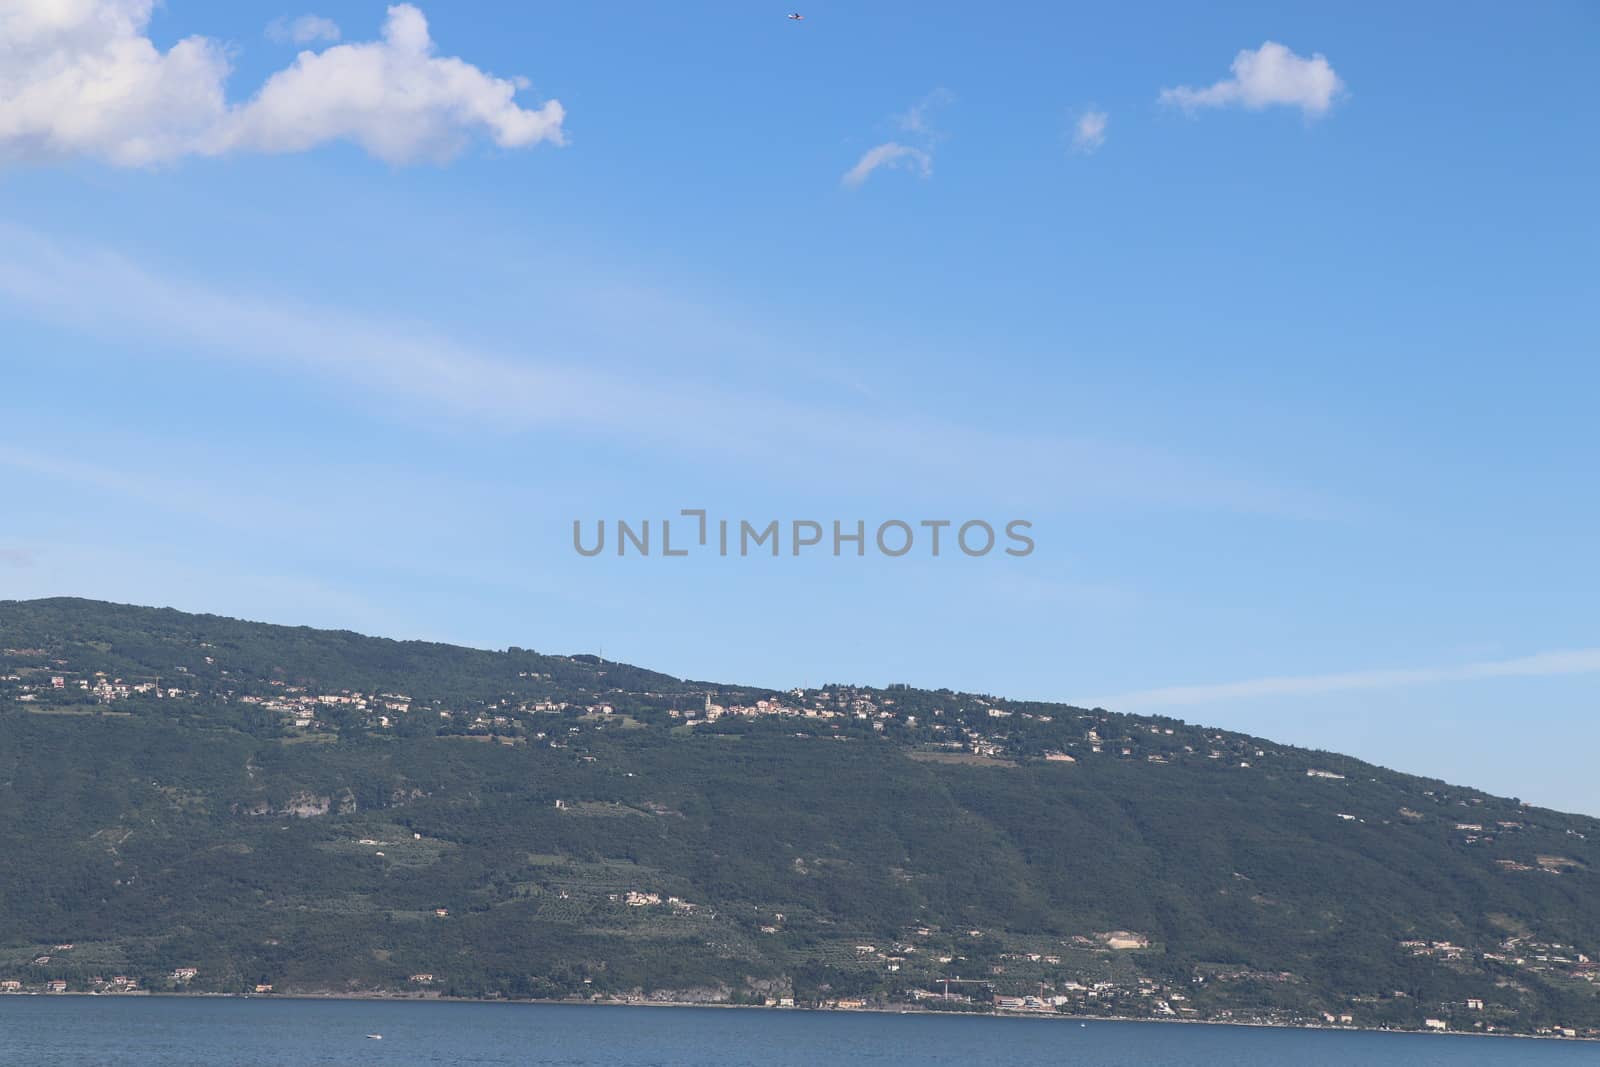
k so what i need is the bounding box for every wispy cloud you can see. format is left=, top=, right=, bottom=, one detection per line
left=842, top=89, right=950, bottom=188
left=1161, top=42, right=1345, bottom=119
left=1073, top=109, right=1108, bottom=153
left=842, top=142, right=933, bottom=188
left=0, top=225, right=612, bottom=429
left=266, top=14, right=342, bottom=45
left=0, top=2, right=563, bottom=166
left=0, top=442, right=347, bottom=537
left=1106, top=649, right=1600, bottom=712
left=0, top=223, right=1339, bottom=519
left=896, top=88, right=954, bottom=137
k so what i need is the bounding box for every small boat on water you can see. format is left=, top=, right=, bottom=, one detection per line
left=366, top=1033, right=383, bottom=1040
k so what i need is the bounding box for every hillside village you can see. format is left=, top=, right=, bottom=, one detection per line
left=2, top=600, right=1599, bottom=1039
left=0, top=644, right=1378, bottom=774
left=2, top=919, right=1593, bottom=1039
left=3, top=641, right=1590, bottom=862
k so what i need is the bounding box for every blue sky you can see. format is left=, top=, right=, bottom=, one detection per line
left=2, top=2, right=1598, bottom=810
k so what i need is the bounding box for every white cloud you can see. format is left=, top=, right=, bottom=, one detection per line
left=0, top=224, right=1338, bottom=520
left=896, top=88, right=953, bottom=136
left=0, top=1, right=565, bottom=165
left=1073, top=109, right=1107, bottom=153
left=1106, top=648, right=1600, bottom=712
left=266, top=14, right=341, bottom=45
left=0, top=0, right=231, bottom=166
left=841, top=142, right=933, bottom=188
left=219, top=5, right=564, bottom=163
left=842, top=90, right=949, bottom=188
left=1161, top=41, right=1344, bottom=118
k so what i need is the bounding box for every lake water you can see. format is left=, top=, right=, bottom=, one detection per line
left=0, top=998, right=1593, bottom=1065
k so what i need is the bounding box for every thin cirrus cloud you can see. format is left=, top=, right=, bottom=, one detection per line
left=842, top=89, right=949, bottom=188
left=1160, top=41, right=1345, bottom=118
left=266, top=14, right=342, bottom=45
left=841, top=142, right=933, bottom=188
left=895, top=88, right=954, bottom=137
left=1073, top=110, right=1108, bottom=153
left=0, top=223, right=1339, bottom=521
left=0, top=1, right=565, bottom=166
left=1105, top=648, right=1600, bottom=712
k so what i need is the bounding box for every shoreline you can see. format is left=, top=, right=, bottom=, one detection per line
left=6, top=989, right=1592, bottom=1043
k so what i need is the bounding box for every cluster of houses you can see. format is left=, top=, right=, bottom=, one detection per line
left=982, top=974, right=1197, bottom=1018
left=1402, top=939, right=1468, bottom=962
left=0, top=647, right=1334, bottom=781
left=607, top=891, right=699, bottom=912
left=2, top=668, right=195, bottom=704
left=1402, top=932, right=1597, bottom=983
left=237, top=685, right=413, bottom=729
left=1484, top=937, right=1598, bottom=982
left=1, top=974, right=142, bottom=994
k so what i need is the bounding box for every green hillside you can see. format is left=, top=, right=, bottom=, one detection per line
left=1, top=597, right=1596, bottom=1038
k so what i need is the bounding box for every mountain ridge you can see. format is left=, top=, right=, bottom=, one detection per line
left=1, top=596, right=1596, bottom=1038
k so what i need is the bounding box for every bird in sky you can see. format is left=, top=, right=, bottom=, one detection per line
left=787, top=12, right=805, bottom=20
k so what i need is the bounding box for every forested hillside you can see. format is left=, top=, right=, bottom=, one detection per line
left=1, top=598, right=1596, bottom=1038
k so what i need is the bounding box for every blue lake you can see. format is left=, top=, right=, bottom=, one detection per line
left=0, top=997, right=1594, bottom=1065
